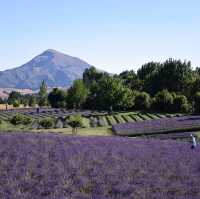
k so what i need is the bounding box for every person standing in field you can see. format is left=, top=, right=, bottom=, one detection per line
left=190, top=134, right=197, bottom=149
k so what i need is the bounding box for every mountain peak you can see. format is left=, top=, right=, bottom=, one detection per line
left=40, top=49, right=65, bottom=57
left=44, top=49, right=61, bottom=54
left=0, top=50, right=91, bottom=90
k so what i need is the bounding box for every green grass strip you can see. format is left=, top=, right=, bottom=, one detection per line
left=139, top=114, right=151, bottom=120
left=113, top=115, right=125, bottom=123
left=146, top=113, right=160, bottom=120
left=129, top=114, right=143, bottom=122
left=101, top=116, right=109, bottom=126
left=155, top=113, right=166, bottom=118
left=106, top=115, right=117, bottom=125
left=120, top=115, right=131, bottom=122
left=125, top=115, right=135, bottom=122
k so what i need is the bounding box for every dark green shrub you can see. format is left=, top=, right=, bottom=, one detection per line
left=134, top=92, right=151, bottom=110
left=23, top=116, right=32, bottom=125
left=10, top=114, right=32, bottom=125
left=0, top=97, right=4, bottom=104
left=48, top=88, right=67, bottom=108
left=82, top=118, right=90, bottom=128
left=173, top=95, right=189, bottom=113
left=194, top=92, right=200, bottom=114
left=180, top=103, right=191, bottom=113
left=13, top=100, right=20, bottom=108
left=39, top=118, right=54, bottom=129
left=153, top=90, right=174, bottom=112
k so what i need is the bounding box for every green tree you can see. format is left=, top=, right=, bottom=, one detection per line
left=87, top=76, right=134, bottom=110
left=157, top=59, right=193, bottom=95
left=67, top=79, right=89, bottom=108
left=83, top=67, right=108, bottom=87
left=117, top=87, right=135, bottom=110
left=134, top=92, right=151, bottom=110
left=29, top=95, right=37, bottom=107
left=137, top=62, right=160, bottom=80
left=137, top=62, right=160, bottom=94
left=21, top=94, right=30, bottom=107
left=118, top=70, right=142, bottom=90
left=153, top=90, right=174, bottom=112
left=191, top=77, right=200, bottom=98
left=68, top=115, right=83, bottom=134
left=194, top=92, right=200, bottom=114
left=173, top=95, right=190, bottom=113
left=0, top=97, right=4, bottom=104
left=13, top=100, right=20, bottom=107
left=38, top=80, right=48, bottom=106
left=48, top=88, right=67, bottom=108
left=7, top=91, right=22, bottom=105
left=137, top=59, right=194, bottom=96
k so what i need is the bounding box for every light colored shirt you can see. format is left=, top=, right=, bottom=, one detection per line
left=191, top=135, right=197, bottom=147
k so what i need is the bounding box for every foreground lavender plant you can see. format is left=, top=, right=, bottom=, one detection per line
left=0, top=133, right=199, bottom=199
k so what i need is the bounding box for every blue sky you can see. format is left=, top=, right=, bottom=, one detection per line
left=0, top=0, right=199, bottom=73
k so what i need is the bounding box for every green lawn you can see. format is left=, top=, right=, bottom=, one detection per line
left=32, top=127, right=113, bottom=136
left=0, top=120, right=30, bottom=132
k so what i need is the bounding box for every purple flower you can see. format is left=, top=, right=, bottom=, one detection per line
left=0, top=133, right=199, bottom=198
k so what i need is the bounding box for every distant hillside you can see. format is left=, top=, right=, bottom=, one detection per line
left=0, top=49, right=91, bottom=90
left=0, top=89, right=8, bottom=99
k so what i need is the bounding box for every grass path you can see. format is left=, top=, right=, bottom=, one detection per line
left=32, top=127, right=113, bottom=136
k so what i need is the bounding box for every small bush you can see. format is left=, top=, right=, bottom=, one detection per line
left=0, top=119, right=2, bottom=125
left=82, top=117, right=90, bottom=128
left=39, top=118, right=54, bottom=129
left=10, top=114, right=32, bottom=125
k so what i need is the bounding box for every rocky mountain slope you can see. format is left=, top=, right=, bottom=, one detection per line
left=0, top=49, right=91, bottom=90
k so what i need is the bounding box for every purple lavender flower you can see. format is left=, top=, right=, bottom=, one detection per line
left=0, top=133, right=199, bottom=198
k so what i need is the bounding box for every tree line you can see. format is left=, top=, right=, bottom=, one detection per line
left=2, top=58, right=200, bottom=113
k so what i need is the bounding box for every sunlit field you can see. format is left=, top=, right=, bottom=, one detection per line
left=0, top=133, right=199, bottom=199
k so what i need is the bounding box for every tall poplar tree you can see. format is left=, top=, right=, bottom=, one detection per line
left=38, top=80, right=48, bottom=106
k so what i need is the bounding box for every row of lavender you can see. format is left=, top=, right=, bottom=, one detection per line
left=0, top=108, right=179, bottom=128
left=0, top=108, right=107, bottom=122
left=0, top=133, right=199, bottom=199
left=113, top=115, right=200, bottom=136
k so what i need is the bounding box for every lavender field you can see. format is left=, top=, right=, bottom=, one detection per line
left=0, top=133, right=200, bottom=199
left=0, top=108, right=179, bottom=130
left=113, top=115, right=200, bottom=136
